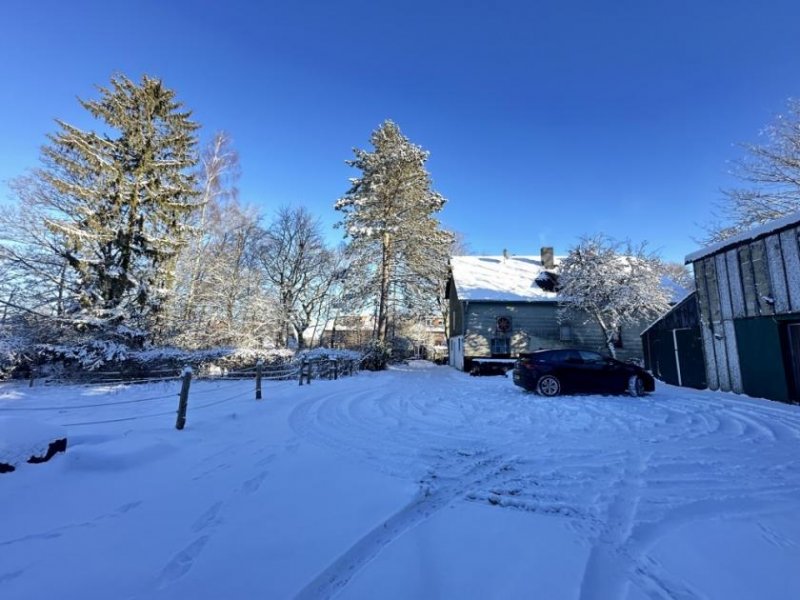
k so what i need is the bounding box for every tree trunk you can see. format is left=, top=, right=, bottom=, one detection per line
left=376, top=232, right=392, bottom=344
left=593, top=311, right=617, bottom=359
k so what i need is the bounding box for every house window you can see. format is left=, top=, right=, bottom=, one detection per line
left=559, top=323, right=573, bottom=342
left=491, top=337, right=510, bottom=356
left=613, top=326, right=623, bottom=349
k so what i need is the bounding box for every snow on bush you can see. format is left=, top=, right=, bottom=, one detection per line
left=359, top=339, right=391, bottom=371
left=296, top=348, right=363, bottom=363
left=0, top=335, right=31, bottom=380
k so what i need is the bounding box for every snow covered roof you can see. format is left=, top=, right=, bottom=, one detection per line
left=685, top=210, right=800, bottom=264
left=449, top=255, right=562, bottom=302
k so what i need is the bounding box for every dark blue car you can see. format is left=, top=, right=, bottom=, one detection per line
left=512, top=349, right=655, bottom=397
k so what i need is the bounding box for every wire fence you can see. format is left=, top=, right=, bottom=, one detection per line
left=0, top=356, right=361, bottom=430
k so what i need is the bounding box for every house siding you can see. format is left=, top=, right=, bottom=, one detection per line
left=454, top=301, right=647, bottom=367
left=448, top=284, right=464, bottom=338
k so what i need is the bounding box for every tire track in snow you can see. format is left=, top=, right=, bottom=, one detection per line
left=578, top=449, right=648, bottom=600
left=288, top=366, right=800, bottom=598
left=293, top=451, right=510, bottom=600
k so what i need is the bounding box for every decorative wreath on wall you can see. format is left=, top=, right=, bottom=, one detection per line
left=496, top=316, right=511, bottom=333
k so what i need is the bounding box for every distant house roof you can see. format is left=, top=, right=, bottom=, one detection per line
left=685, top=210, right=800, bottom=264
left=448, top=255, right=562, bottom=302
left=449, top=254, right=689, bottom=304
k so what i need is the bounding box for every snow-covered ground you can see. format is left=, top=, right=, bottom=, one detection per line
left=1, top=362, right=799, bottom=599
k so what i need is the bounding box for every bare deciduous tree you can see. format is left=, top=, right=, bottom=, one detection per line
left=705, top=98, right=800, bottom=243
left=256, top=206, right=339, bottom=349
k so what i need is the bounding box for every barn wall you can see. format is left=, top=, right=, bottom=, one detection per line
left=692, top=224, right=800, bottom=402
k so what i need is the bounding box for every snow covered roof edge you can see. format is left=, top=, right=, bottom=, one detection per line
left=639, top=290, right=696, bottom=337
left=685, top=210, right=800, bottom=264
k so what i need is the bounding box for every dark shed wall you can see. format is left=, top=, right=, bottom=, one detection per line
left=641, top=293, right=707, bottom=389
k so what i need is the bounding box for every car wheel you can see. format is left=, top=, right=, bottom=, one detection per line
left=537, top=375, right=561, bottom=397
left=628, top=375, right=645, bottom=397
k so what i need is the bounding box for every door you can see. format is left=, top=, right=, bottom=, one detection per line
left=674, top=327, right=706, bottom=389
left=449, top=336, right=464, bottom=370
left=786, top=323, right=800, bottom=402
left=549, top=349, right=583, bottom=393
left=576, top=350, right=624, bottom=393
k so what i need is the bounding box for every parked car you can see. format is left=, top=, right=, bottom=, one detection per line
left=512, top=349, right=655, bottom=396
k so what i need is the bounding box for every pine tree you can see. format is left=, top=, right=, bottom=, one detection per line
left=335, top=121, right=452, bottom=344
left=36, top=74, right=200, bottom=344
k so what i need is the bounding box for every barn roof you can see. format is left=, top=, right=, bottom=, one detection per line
left=685, top=210, right=800, bottom=264
left=448, top=255, right=561, bottom=302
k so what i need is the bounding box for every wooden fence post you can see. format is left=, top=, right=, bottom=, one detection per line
left=333, top=359, right=338, bottom=380
left=255, top=360, right=263, bottom=400
left=29, top=367, right=36, bottom=388
left=299, top=359, right=306, bottom=386
left=175, top=367, right=192, bottom=430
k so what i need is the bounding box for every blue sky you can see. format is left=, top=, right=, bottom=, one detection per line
left=2, top=0, right=799, bottom=262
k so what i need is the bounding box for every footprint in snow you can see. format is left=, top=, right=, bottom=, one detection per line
left=116, top=500, right=143, bottom=514
left=0, top=569, right=25, bottom=584
left=241, top=472, right=268, bottom=494
left=156, top=535, right=210, bottom=588
left=192, top=501, right=224, bottom=532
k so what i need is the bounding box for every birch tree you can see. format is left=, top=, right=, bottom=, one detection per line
left=558, top=235, right=670, bottom=358
left=335, top=120, right=452, bottom=344
left=178, top=131, right=240, bottom=324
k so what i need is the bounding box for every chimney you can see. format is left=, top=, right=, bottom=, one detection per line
left=540, top=246, right=554, bottom=269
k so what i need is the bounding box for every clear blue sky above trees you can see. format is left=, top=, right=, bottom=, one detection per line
left=2, top=0, right=799, bottom=262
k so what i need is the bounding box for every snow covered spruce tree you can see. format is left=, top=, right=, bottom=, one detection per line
left=557, top=235, right=670, bottom=358
left=705, top=98, right=800, bottom=243
left=335, top=121, right=452, bottom=347
left=34, top=75, right=201, bottom=345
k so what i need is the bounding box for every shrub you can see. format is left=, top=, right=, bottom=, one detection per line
left=360, top=339, right=391, bottom=371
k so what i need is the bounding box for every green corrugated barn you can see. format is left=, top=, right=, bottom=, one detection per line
left=685, top=211, right=800, bottom=403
